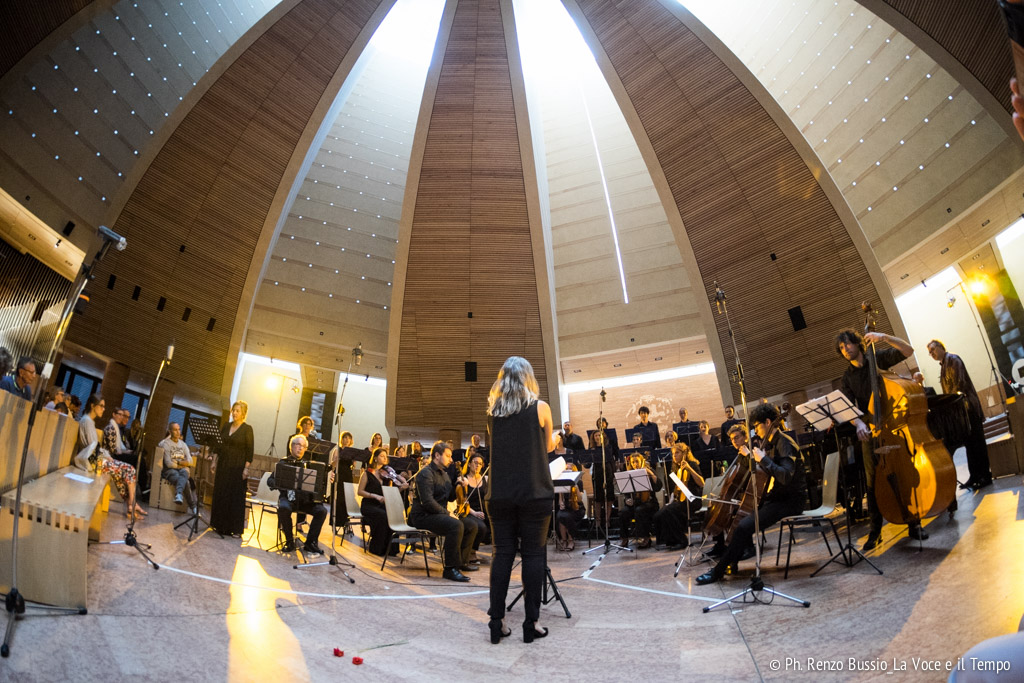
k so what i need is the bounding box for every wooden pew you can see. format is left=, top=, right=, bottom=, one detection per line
left=0, top=467, right=109, bottom=608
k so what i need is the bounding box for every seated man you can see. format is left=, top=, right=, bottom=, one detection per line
left=697, top=404, right=807, bottom=585
left=158, top=422, right=195, bottom=511
left=1, top=356, right=37, bottom=400
left=268, top=434, right=331, bottom=556
left=408, top=441, right=478, bottom=582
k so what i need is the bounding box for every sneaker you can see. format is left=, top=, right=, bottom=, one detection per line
left=174, top=493, right=184, bottom=504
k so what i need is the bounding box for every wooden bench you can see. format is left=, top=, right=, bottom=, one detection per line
left=0, top=467, right=110, bottom=608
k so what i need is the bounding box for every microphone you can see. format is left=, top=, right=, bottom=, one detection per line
left=166, top=343, right=174, bottom=362
left=353, top=342, right=363, bottom=367
left=97, top=225, right=127, bottom=251
left=600, top=388, right=606, bottom=403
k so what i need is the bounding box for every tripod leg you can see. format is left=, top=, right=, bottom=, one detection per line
left=761, top=587, right=811, bottom=608
left=544, top=567, right=571, bottom=619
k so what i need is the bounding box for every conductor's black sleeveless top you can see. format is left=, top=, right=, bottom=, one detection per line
left=486, top=401, right=554, bottom=503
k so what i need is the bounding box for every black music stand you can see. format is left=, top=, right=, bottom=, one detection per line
left=292, top=451, right=355, bottom=583
left=614, top=468, right=653, bottom=552
left=305, top=437, right=334, bottom=466
left=506, top=458, right=576, bottom=618
left=673, top=421, right=701, bottom=450
left=794, top=392, right=882, bottom=577
left=175, top=417, right=222, bottom=541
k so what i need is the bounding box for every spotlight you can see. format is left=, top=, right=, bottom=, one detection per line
left=946, top=296, right=956, bottom=309
left=291, top=384, right=300, bottom=394
left=265, top=376, right=279, bottom=391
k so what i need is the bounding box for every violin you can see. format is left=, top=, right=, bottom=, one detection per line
left=862, top=303, right=955, bottom=525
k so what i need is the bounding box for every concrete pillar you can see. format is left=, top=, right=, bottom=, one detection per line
left=100, top=360, right=129, bottom=425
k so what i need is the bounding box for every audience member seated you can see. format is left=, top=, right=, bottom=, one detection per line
left=158, top=422, right=195, bottom=511
left=268, top=434, right=332, bottom=556
left=104, top=407, right=148, bottom=486
left=44, top=387, right=67, bottom=411
left=76, top=394, right=146, bottom=518
left=408, top=441, right=478, bottom=582
left=1, top=356, right=37, bottom=400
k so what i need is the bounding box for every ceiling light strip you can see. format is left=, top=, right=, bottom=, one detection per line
left=579, top=84, right=629, bottom=304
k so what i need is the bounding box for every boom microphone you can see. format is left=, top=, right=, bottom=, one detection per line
left=97, top=225, right=127, bottom=251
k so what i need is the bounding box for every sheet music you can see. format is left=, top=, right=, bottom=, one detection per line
left=549, top=456, right=566, bottom=481
left=64, top=472, right=95, bottom=484
left=796, top=390, right=862, bottom=430
left=669, top=472, right=697, bottom=502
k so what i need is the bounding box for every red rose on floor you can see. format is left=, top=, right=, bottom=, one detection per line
left=333, top=648, right=344, bottom=657
left=352, top=657, right=364, bottom=665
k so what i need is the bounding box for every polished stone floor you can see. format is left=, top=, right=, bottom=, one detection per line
left=3, top=459, right=1022, bottom=682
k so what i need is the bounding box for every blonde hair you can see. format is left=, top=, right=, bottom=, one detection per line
left=232, top=400, right=248, bottom=420
left=487, top=356, right=539, bottom=418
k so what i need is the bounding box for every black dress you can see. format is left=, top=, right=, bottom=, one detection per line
left=210, top=422, right=253, bottom=536
left=359, top=472, right=392, bottom=556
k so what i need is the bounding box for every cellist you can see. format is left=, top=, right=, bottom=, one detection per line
left=835, top=328, right=926, bottom=550
left=696, top=404, right=807, bottom=585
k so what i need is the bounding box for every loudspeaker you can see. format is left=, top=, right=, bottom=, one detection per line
left=788, top=306, right=807, bottom=332
left=62, top=221, right=75, bottom=236
left=465, top=361, right=477, bottom=382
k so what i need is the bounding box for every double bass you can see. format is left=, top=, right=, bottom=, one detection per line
left=862, top=303, right=956, bottom=526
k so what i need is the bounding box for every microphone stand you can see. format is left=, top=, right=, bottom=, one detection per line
left=294, top=345, right=362, bottom=582
left=702, top=283, right=809, bottom=613
left=583, top=389, right=631, bottom=555
left=3, top=230, right=123, bottom=657
left=94, top=348, right=169, bottom=568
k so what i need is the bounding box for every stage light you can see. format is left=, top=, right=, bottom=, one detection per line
left=265, top=376, right=280, bottom=391
left=969, top=277, right=990, bottom=297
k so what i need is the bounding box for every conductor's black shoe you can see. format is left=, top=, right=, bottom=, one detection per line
left=442, top=568, right=470, bottom=582
left=695, top=571, right=721, bottom=585
left=281, top=541, right=296, bottom=553
left=459, top=564, right=479, bottom=572
left=972, top=478, right=993, bottom=490
left=959, top=479, right=976, bottom=490
left=907, top=525, right=928, bottom=541
left=303, top=544, right=323, bottom=557
left=862, top=531, right=882, bottom=551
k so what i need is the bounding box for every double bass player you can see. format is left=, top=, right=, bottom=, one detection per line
left=835, top=328, right=927, bottom=550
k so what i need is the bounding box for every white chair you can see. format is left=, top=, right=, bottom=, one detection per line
left=775, top=451, right=844, bottom=578
left=246, top=472, right=279, bottom=548
left=381, top=486, right=436, bottom=576
left=341, top=482, right=368, bottom=552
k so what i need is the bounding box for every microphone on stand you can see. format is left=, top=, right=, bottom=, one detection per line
left=97, top=225, right=127, bottom=251
left=166, top=343, right=174, bottom=363
left=600, top=388, right=606, bottom=403
left=353, top=343, right=363, bottom=367
left=713, top=282, right=726, bottom=314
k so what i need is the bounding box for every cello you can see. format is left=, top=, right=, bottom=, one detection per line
left=862, top=303, right=956, bottom=527
left=703, top=423, right=771, bottom=544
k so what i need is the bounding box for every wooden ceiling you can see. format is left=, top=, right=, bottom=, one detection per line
left=388, top=0, right=557, bottom=433
left=566, top=0, right=900, bottom=401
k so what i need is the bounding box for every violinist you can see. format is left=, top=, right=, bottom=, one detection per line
left=356, top=448, right=396, bottom=557
left=457, top=452, right=489, bottom=563
left=836, top=329, right=926, bottom=550
left=618, top=452, right=662, bottom=549
left=653, top=442, right=704, bottom=550
left=696, top=404, right=806, bottom=585
left=555, top=463, right=586, bottom=551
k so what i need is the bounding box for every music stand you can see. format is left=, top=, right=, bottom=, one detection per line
left=305, top=437, right=334, bottom=466
left=673, top=421, right=701, bottom=450
left=671, top=475, right=738, bottom=575
left=293, top=449, right=355, bottom=583
left=506, top=457, right=575, bottom=618
left=794, top=392, right=882, bottom=577
left=175, top=417, right=222, bottom=541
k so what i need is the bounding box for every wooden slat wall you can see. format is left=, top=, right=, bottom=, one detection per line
left=0, top=0, right=94, bottom=78
left=394, top=0, right=550, bottom=432
left=63, top=0, right=387, bottom=396
left=869, top=0, right=1015, bottom=116
left=572, top=0, right=898, bottom=402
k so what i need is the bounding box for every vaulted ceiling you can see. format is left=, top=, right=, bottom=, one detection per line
left=1, top=0, right=1020, bottom=422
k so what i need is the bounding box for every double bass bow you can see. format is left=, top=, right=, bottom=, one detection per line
left=861, top=303, right=955, bottom=528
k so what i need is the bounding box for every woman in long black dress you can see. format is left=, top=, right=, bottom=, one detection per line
left=485, top=356, right=555, bottom=645
left=210, top=400, right=253, bottom=536
left=357, top=447, right=394, bottom=556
